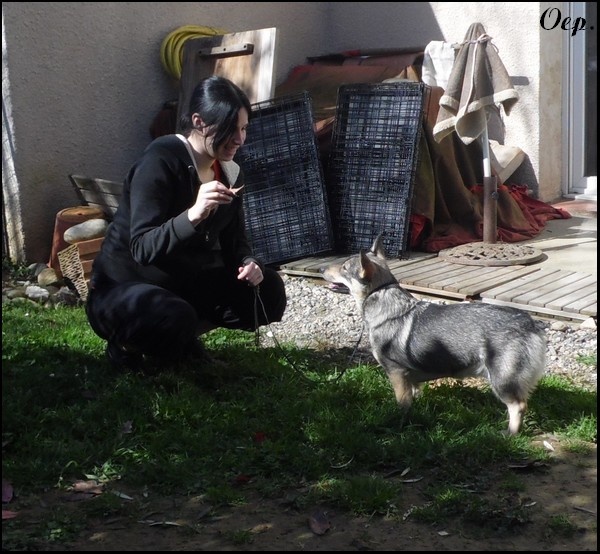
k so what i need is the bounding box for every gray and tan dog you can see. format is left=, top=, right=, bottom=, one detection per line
left=321, top=235, right=546, bottom=435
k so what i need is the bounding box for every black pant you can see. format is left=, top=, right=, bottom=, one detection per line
left=85, top=267, right=287, bottom=358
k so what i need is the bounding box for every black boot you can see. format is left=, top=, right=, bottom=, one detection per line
left=105, top=340, right=144, bottom=372
left=185, top=338, right=226, bottom=367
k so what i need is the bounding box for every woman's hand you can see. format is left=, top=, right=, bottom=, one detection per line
left=238, top=261, right=264, bottom=287
left=188, top=181, right=235, bottom=224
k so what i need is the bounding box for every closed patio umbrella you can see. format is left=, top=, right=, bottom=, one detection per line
left=433, top=22, right=519, bottom=245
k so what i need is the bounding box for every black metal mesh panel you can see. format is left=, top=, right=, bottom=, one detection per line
left=235, top=93, right=333, bottom=265
left=327, top=82, right=428, bottom=257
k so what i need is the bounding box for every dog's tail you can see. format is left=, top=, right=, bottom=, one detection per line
left=490, top=329, right=546, bottom=403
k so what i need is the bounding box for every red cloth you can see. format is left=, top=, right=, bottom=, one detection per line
left=420, top=184, right=571, bottom=252
left=474, top=184, right=571, bottom=242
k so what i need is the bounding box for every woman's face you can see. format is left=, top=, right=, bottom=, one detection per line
left=202, top=108, right=249, bottom=162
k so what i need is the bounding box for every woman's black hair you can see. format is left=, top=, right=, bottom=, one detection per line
left=179, top=76, right=252, bottom=150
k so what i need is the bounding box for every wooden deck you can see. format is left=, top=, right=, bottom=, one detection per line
left=280, top=254, right=597, bottom=321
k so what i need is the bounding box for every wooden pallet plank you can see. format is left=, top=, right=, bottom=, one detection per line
left=479, top=267, right=555, bottom=300
left=399, top=261, right=461, bottom=284
left=445, top=265, right=537, bottom=294
left=401, top=282, right=471, bottom=300
left=482, top=269, right=568, bottom=302
left=427, top=266, right=503, bottom=291
left=516, top=272, right=588, bottom=306
left=280, top=255, right=350, bottom=277
left=562, top=292, right=598, bottom=315
left=296, top=255, right=343, bottom=273
left=431, top=267, right=500, bottom=292
left=578, top=302, right=597, bottom=316
left=545, top=276, right=597, bottom=310
left=279, top=256, right=321, bottom=272
left=458, top=266, right=543, bottom=296
left=411, top=265, right=476, bottom=288
left=481, top=297, right=591, bottom=320
left=566, top=299, right=597, bottom=316
left=387, top=252, right=438, bottom=267
left=69, top=174, right=122, bottom=218
left=387, top=253, right=437, bottom=271
left=437, top=265, right=508, bottom=290
left=389, top=256, right=445, bottom=278
left=529, top=275, right=593, bottom=308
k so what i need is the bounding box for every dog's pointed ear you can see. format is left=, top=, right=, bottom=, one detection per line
left=359, top=249, right=375, bottom=281
left=371, top=233, right=386, bottom=259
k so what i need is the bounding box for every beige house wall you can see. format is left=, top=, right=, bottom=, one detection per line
left=2, top=2, right=572, bottom=263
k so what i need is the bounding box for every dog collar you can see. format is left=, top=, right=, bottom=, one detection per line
left=363, top=280, right=399, bottom=301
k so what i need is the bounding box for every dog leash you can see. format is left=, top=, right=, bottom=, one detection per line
left=252, top=286, right=315, bottom=383
left=253, top=285, right=261, bottom=347
left=252, top=286, right=368, bottom=384
left=334, top=322, right=366, bottom=383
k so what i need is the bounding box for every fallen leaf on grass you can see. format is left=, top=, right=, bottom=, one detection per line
left=507, top=460, right=549, bottom=472
left=64, top=479, right=105, bottom=501
left=308, top=509, right=331, bottom=535
left=330, top=456, right=354, bottom=469
left=2, top=509, right=18, bottom=520
left=573, top=506, right=596, bottom=515
left=70, top=480, right=104, bottom=495
left=112, top=490, right=134, bottom=500
left=399, top=477, right=423, bottom=483
left=147, top=520, right=184, bottom=527
left=383, top=466, right=412, bottom=478
left=250, top=523, right=271, bottom=534
left=138, top=519, right=201, bottom=534
left=233, top=474, right=252, bottom=486
left=253, top=431, right=266, bottom=443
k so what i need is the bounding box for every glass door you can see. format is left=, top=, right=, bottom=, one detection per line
left=564, top=2, right=597, bottom=198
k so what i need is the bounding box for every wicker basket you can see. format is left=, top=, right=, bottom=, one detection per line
left=57, top=237, right=104, bottom=301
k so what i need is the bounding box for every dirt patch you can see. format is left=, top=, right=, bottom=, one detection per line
left=3, top=441, right=596, bottom=551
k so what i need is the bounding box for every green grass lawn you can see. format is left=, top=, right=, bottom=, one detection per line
left=2, top=298, right=596, bottom=546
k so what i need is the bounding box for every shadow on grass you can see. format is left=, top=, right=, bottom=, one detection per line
left=2, top=335, right=596, bottom=497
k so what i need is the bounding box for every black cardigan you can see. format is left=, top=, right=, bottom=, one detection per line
left=91, top=135, right=261, bottom=291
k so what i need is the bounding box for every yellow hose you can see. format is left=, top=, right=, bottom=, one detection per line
left=160, top=25, right=228, bottom=80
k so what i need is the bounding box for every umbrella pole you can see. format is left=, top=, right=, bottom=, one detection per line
left=481, top=124, right=497, bottom=243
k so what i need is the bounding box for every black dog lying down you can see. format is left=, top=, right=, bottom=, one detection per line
left=321, top=235, right=546, bottom=435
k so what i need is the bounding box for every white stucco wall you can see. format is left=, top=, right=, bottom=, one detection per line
left=3, top=2, right=567, bottom=263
